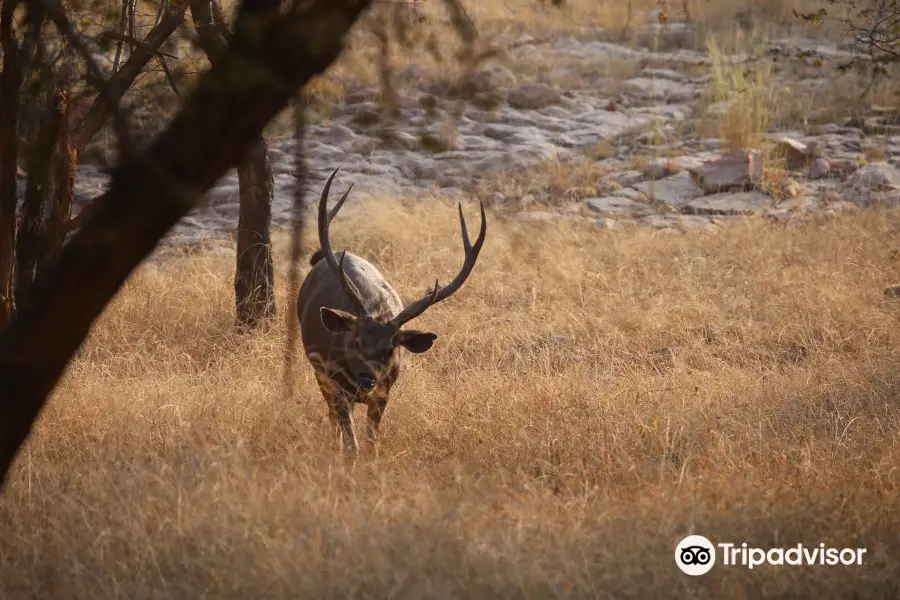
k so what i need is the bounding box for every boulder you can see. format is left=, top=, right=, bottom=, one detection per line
left=507, top=83, right=563, bottom=110
left=585, top=196, right=652, bottom=216
left=682, top=191, right=770, bottom=216
left=687, top=150, right=763, bottom=193
left=773, top=136, right=810, bottom=170
left=633, top=171, right=704, bottom=207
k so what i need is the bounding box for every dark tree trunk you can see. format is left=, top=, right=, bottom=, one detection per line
left=16, top=87, right=64, bottom=305
left=0, top=0, right=373, bottom=490
left=234, top=135, right=276, bottom=329
left=0, top=1, right=22, bottom=325
left=43, top=86, right=76, bottom=267
left=192, top=0, right=276, bottom=330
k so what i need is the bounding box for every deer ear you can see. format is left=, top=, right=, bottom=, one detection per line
left=395, top=330, right=437, bottom=353
left=320, top=307, right=357, bottom=333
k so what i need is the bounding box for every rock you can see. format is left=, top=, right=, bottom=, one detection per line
left=808, top=156, right=831, bottom=180
left=471, top=89, right=507, bottom=111
left=841, top=162, right=900, bottom=207
left=418, top=94, right=440, bottom=112
left=515, top=211, right=556, bottom=222
left=508, top=83, right=563, bottom=110
left=623, top=77, right=696, bottom=102
left=633, top=171, right=704, bottom=208
left=705, top=99, right=732, bottom=116
left=418, top=132, right=458, bottom=153
left=585, top=196, right=652, bottom=216
left=326, top=124, right=357, bottom=143
left=488, top=191, right=506, bottom=206
left=345, top=88, right=378, bottom=104
left=642, top=159, right=670, bottom=181
left=380, top=130, right=418, bottom=151
left=616, top=187, right=648, bottom=202
left=469, top=64, right=518, bottom=93
left=673, top=215, right=720, bottom=232
left=845, top=162, right=900, bottom=191
left=774, top=136, right=811, bottom=170
left=687, top=150, right=763, bottom=194
left=350, top=106, right=381, bottom=127
left=398, top=63, right=425, bottom=83
left=682, top=191, right=770, bottom=216
left=637, top=214, right=676, bottom=229
left=781, top=178, right=804, bottom=199
left=612, top=170, right=645, bottom=188
left=594, top=217, right=621, bottom=230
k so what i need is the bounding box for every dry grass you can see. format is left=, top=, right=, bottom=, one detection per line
left=3, top=199, right=900, bottom=597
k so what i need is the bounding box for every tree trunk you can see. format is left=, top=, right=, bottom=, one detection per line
left=191, top=0, right=276, bottom=330
left=234, top=135, right=275, bottom=329
left=0, top=0, right=374, bottom=489
left=43, top=86, right=76, bottom=268
left=16, top=87, right=64, bottom=305
left=0, top=1, right=21, bottom=325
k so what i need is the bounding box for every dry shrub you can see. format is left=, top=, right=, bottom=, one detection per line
left=2, top=198, right=900, bottom=597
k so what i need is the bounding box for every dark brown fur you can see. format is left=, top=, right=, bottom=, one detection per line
left=296, top=169, right=486, bottom=456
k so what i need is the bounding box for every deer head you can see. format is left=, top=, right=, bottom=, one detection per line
left=314, top=168, right=487, bottom=392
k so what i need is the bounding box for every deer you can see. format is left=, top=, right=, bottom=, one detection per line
left=296, top=168, right=487, bottom=455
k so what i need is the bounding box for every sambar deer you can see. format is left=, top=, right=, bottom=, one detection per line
left=297, top=168, right=487, bottom=455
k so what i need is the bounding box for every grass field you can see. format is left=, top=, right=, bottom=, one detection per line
left=2, top=200, right=900, bottom=598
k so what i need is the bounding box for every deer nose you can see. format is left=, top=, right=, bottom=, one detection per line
left=357, top=374, right=376, bottom=391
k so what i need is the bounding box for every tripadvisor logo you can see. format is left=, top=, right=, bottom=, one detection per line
left=675, top=535, right=867, bottom=575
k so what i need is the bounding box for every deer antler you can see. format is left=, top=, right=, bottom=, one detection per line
left=391, top=200, right=487, bottom=327
left=317, top=168, right=367, bottom=316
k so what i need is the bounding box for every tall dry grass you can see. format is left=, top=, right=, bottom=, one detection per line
left=2, top=199, right=900, bottom=598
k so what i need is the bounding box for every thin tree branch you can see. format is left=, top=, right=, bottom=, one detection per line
left=42, top=0, right=136, bottom=155
left=67, top=0, right=190, bottom=152
left=112, top=0, right=129, bottom=72
left=157, top=56, right=182, bottom=98
left=101, top=29, right=179, bottom=60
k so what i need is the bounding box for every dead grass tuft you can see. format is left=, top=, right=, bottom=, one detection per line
left=2, top=199, right=900, bottom=597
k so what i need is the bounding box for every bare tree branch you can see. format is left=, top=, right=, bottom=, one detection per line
left=281, top=99, right=307, bottom=401
left=43, top=73, right=76, bottom=265
left=112, top=0, right=130, bottom=72
left=0, top=0, right=374, bottom=490
left=68, top=0, right=190, bottom=152
left=101, top=29, right=180, bottom=60
left=157, top=56, right=182, bottom=98
left=42, top=0, right=137, bottom=155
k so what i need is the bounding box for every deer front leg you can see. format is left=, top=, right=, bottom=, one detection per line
left=365, top=395, right=388, bottom=450
left=332, top=387, right=359, bottom=456
left=315, top=371, right=359, bottom=456
left=365, top=363, right=398, bottom=452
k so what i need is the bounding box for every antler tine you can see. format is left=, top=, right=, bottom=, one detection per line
left=317, top=168, right=367, bottom=316
left=329, top=183, right=353, bottom=222
left=391, top=201, right=487, bottom=327
left=458, top=201, right=472, bottom=251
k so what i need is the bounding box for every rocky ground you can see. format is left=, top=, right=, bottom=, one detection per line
left=72, top=22, right=900, bottom=246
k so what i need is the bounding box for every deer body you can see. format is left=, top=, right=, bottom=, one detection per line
left=297, top=249, right=406, bottom=451
left=296, top=169, right=486, bottom=455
